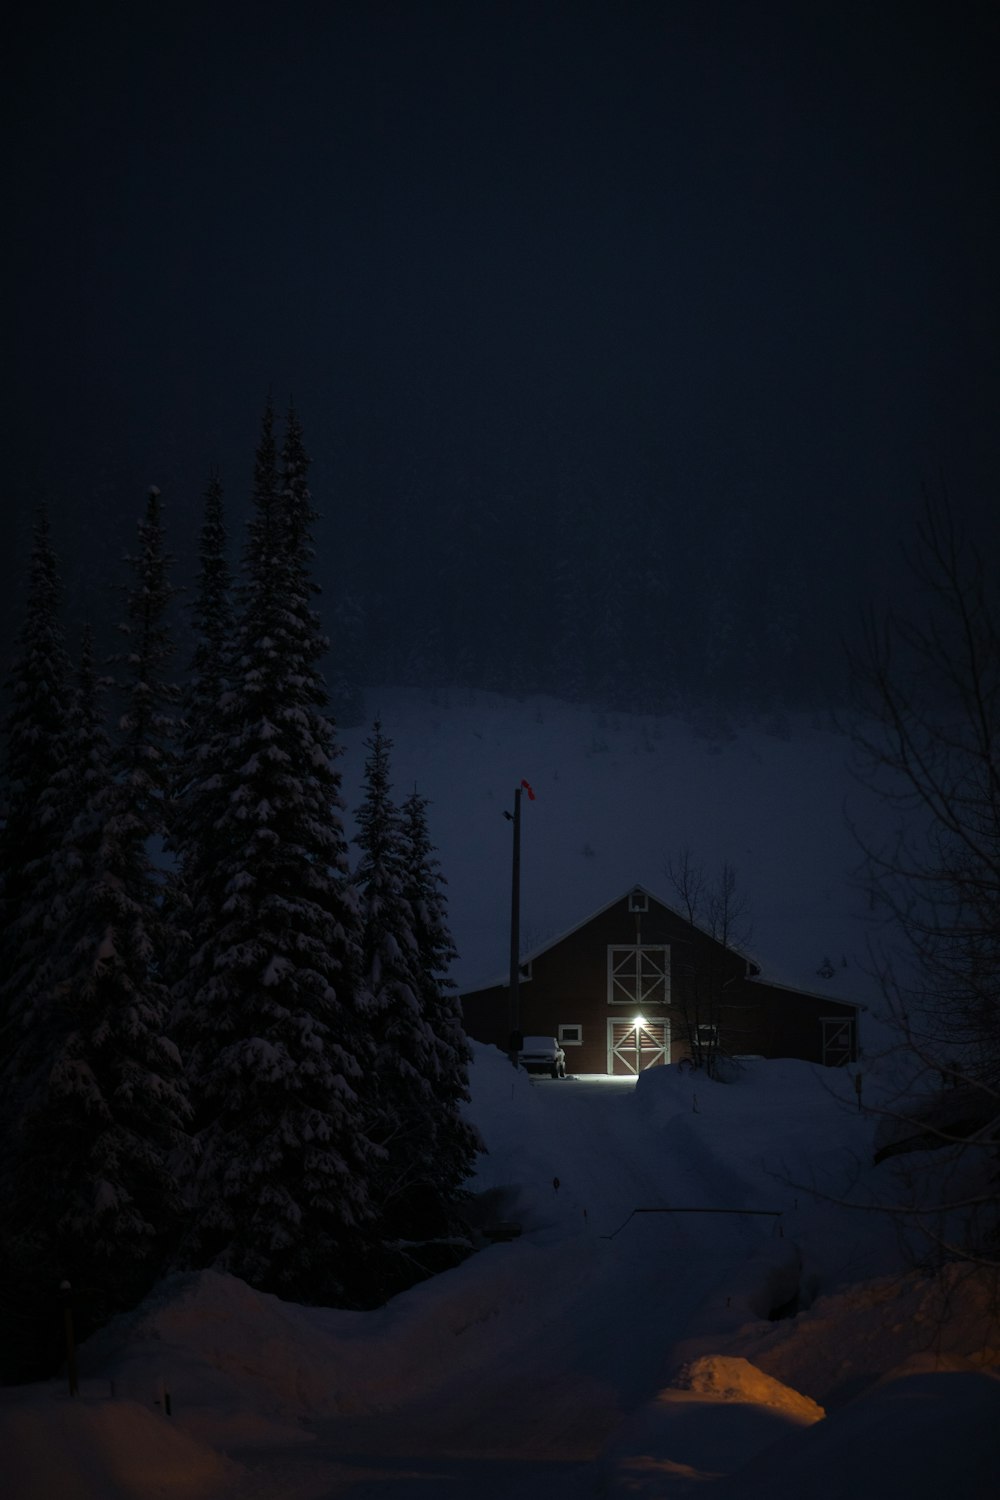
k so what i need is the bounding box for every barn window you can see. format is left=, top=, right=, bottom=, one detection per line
left=608, top=945, right=670, bottom=1006
left=628, top=889, right=648, bottom=912
left=559, top=1024, right=582, bottom=1046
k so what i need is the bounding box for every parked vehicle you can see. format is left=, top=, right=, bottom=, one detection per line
left=519, top=1035, right=567, bottom=1079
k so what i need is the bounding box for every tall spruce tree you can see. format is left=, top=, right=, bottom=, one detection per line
left=399, top=786, right=481, bottom=1195
left=5, top=627, right=107, bottom=1092
left=169, top=471, right=234, bottom=987
left=353, top=722, right=426, bottom=1220
left=0, top=509, right=72, bottom=1022
left=354, top=726, right=479, bottom=1271
left=180, top=405, right=379, bottom=1303
left=9, top=620, right=190, bottom=1315
left=180, top=469, right=233, bottom=767
left=0, top=510, right=73, bottom=1332
left=0, top=622, right=93, bottom=1377
left=49, top=496, right=190, bottom=1291
left=113, top=487, right=182, bottom=844
left=1, top=512, right=192, bottom=1375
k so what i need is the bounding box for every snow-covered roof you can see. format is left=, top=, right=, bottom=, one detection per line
left=744, top=971, right=864, bottom=1012
left=464, top=882, right=761, bottom=991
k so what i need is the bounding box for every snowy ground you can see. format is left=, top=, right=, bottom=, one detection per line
left=4, top=692, right=998, bottom=1495
left=4, top=1048, right=998, bottom=1498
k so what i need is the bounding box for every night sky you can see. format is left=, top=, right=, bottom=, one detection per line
left=6, top=0, right=999, bottom=691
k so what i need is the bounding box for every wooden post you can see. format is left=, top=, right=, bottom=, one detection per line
left=61, top=1282, right=78, bottom=1397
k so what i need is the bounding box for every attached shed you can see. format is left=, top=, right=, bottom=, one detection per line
left=460, top=884, right=860, bottom=1075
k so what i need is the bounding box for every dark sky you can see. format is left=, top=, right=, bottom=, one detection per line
left=5, top=0, right=999, bottom=668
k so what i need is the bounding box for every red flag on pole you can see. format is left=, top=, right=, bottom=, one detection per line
left=521, top=779, right=536, bottom=800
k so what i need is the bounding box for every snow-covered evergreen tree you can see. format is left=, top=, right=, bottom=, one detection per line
left=180, top=469, right=233, bottom=763
left=180, top=405, right=380, bottom=1303
left=168, top=471, right=235, bottom=987
left=2, top=617, right=191, bottom=1375
left=353, top=723, right=426, bottom=1210
left=0, top=512, right=74, bottom=1365
left=0, top=509, right=71, bottom=1019
left=354, top=725, right=479, bottom=1270
left=399, top=786, right=481, bottom=1194
left=27, top=494, right=193, bottom=1306
left=5, top=627, right=107, bottom=1089
left=112, top=486, right=182, bottom=845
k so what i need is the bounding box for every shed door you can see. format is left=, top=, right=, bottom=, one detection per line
left=821, top=1017, right=854, bottom=1067
left=608, top=1018, right=669, bottom=1075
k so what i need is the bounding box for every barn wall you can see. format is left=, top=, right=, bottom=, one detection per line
left=461, top=893, right=750, bottom=1073
left=738, top=981, right=859, bottom=1063
left=459, top=891, right=859, bottom=1073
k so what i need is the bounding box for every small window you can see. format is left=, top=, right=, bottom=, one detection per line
left=559, top=1024, right=583, bottom=1047
left=697, top=1023, right=719, bottom=1043
left=628, top=889, right=648, bottom=913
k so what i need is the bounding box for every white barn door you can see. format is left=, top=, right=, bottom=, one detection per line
left=608, top=1018, right=670, bottom=1075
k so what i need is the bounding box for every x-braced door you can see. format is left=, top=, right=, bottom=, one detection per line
left=821, top=1017, right=854, bottom=1067
left=608, top=1018, right=670, bottom=1075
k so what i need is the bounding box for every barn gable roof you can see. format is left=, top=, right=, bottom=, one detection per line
left=468, top=882, right=762, bottom=993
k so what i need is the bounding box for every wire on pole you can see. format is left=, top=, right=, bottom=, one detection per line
left=601, top=1207, right=784, bottom=1239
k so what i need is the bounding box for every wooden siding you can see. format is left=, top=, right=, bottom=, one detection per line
left=736, top=980, right=858, bottom=1064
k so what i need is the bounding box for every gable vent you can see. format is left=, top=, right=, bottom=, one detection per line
left=628, top=889, right=648, bottom=913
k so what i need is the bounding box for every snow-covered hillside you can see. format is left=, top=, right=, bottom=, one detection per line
left=339, top=688, right=883, bottom=1011
left=3, top=1048, right=997, bottom=1498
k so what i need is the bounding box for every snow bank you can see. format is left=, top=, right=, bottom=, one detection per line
left=600, top=1355, right=824, bottom=1497
left=85, top=1250, right=569, bottom=1426
left=714, top=1360, right=1000, bottom=1499
left=726, top=1261, right=1000, bottom=1410
left=0, top=1391, right=239, bottom=1500
left=673, top=1354, right=825, bottom=1419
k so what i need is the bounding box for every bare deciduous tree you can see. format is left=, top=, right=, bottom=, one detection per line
left=850, top=500, right=1000, bottom=1270
left=665, top=847, right=753, bottom=1077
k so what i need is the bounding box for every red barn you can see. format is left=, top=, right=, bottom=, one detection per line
left=460, top=884, right=859, bottom=1075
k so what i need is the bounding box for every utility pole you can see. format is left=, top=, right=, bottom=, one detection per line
left=506, top=779, right=535, bottom=1066
left=508, top=783, right=522, bottom=1065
